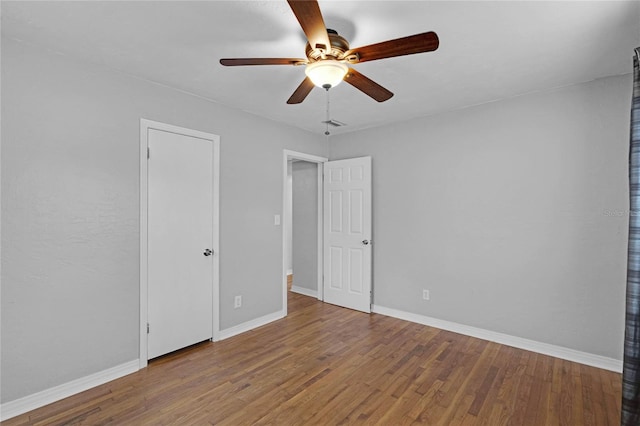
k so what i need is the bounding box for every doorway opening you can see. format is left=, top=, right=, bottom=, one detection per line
left=282, top=150, right=327, bottom=314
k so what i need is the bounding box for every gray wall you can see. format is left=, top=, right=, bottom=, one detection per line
left=330, top=74, right=631, bottom=360
left=291, top=161, right=318, bottom=292
left=1, top=37, right=327, bottom=402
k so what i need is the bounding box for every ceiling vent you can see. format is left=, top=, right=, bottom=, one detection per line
left=322, top=119, right=347, bottom=127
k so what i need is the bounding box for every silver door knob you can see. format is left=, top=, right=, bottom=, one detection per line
left=362, top=240, right=369, bottom=245
left=204, top=249, right=212, bottom=256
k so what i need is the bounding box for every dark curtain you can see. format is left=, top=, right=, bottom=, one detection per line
left=623, top=47, right=640, bottom=426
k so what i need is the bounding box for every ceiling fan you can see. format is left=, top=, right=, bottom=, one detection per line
left=220, top=0, right=439, bottom=104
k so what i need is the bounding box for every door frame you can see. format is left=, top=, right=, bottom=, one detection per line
left=139, top=118, right=220, bottom=368
left=282, top=150, right=328, bottom=314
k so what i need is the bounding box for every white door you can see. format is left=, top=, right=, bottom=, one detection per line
left=147, top=128, right=213, bottom=359
left=323, top=156, right=372, bottom=313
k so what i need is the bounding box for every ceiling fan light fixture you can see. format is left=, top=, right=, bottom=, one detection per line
left=305, top=60, right=348, bottom=89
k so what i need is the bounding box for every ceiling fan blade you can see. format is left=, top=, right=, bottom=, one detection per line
left=220, top=58, right=306, bottom=66
left=287, top=0, right=331, bottom=53
left=347, top=31, right=439, bottom=63
left=287, top=77, right=315, bottom=104
left=344, top=68, right=394, bottom=102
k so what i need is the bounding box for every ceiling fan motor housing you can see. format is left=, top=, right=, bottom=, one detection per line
left=306, top=29, right=350, bottom=61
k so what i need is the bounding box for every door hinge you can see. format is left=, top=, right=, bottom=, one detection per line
left=147, top=323, right=150, bottom=334
left=147, top=147, right=150, bottom=159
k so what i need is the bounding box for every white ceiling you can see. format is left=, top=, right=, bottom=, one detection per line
left=2, top=1, right=639, bottom=135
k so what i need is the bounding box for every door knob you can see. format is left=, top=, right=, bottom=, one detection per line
left=203, top=249, right=212, bottom=256
left=362, top=240, right=370, bottom=245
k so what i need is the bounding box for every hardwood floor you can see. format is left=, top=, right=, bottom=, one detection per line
left=3, top=291, right=621, bottom=425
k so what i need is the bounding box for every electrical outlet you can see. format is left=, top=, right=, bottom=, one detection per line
left=423, top=289, right=430, bottom=301
left=234, top=295, right=242, bottom=309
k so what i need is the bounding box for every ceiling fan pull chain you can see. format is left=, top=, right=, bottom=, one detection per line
left=325, top=87, right=331, bottom=136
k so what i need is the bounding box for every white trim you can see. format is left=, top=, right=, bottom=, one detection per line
left=139, top=120, right=148, bottom=367
left=139, top=119, right=220, bottom=368
left=0, top=360, right=139, bottom=421
left=282, top=150, right=328, bottom=316
left=211, top=137, right=221, bottom=342
left=290, top=285, right=318, bottom=298
left=371, top=305, right=622, bottom=373
left=287, top=269, right=293, bottom=275
left=316, top=163, right=324, bottom=302
left=218, top=310, right=285, bottom=340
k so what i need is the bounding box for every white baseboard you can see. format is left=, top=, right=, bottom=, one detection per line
left=218, top=310, right=285, bottom=340
left=0, top=359, right=139, bottom=421
left=290, top=285, right=318, bottom=298
left=371, top=305, right=622, bottom=373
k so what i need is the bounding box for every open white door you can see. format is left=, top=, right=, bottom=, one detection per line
left=323, top=156, right=372, bottom=313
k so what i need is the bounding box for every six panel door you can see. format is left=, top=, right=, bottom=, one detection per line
left=323, top=156, right=372, bottom=313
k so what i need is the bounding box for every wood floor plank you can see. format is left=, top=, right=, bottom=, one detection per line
left=2, top=291, right=622, bottom=425
left=533, top=354, right=555, bottom=426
